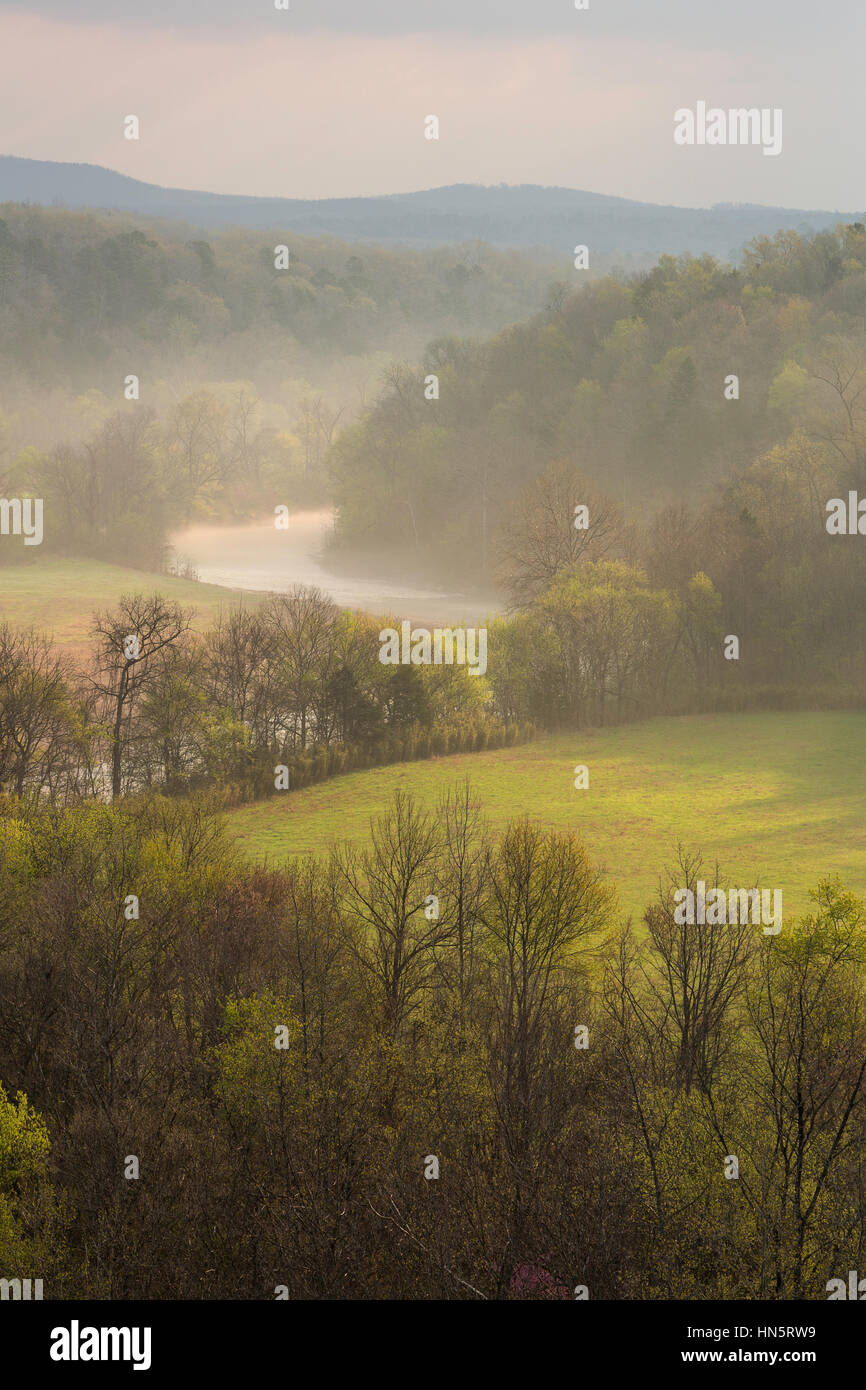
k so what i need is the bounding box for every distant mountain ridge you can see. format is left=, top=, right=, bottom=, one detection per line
left=1, top=156, right=861, bottom=260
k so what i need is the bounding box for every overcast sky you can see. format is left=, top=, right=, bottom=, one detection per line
left=0, top=1, right=862, bottom=207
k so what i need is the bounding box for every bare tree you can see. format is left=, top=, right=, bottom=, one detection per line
left=497, top=459, right=624, bottom=606
left=480, top=820, right=613, bottom=1293
left=333, top=790, right=450, bottom=1037
left=640, top=846, right=759, bottom=1095
left=0, top=624, right=78, bottom=797
left=438, top=777, right=489, bottom=1028
left=263, top=586, right=338, bottom=750
left=90, top=594, right=191, bottom=798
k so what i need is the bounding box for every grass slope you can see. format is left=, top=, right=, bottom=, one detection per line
left=0, top=559, right=259, bottom=650
left=227, top=712, right=866, bottom=923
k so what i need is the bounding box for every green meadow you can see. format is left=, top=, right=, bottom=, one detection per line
left=0, top=559, right=258, bottom=650
left=226, top=711, right=866, bottom=923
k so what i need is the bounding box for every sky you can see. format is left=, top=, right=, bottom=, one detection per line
left=0, top=1, right=862, bottom=208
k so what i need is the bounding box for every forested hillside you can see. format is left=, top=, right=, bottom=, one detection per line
left=3, top=784, right=865, bottom=1300
left=0, top=202, right=556, bottom=394
left=6, top=221, right=866, bottom=707
left=331, top=221, right=866, bottom=558
left=3, top=156, right=857, bottom=255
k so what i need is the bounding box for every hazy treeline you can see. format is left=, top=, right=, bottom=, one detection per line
left=0, top=205, right=555, bottom=390
left=331, top=222, right=866, bottom=568
left=1, top=783, right=863, bottom=1300
left=0, top=205, right=556, bottom=511
left=0, top=206, right=558, bottom=512
left=487, top=435, right=866, bottom=722
left=3, top=391, right=333, bottom=567
left=5, top=508, right=866, bottom=812
left=5, top=159, right=838, bottom=258
left=0, top=590, right=533, bottom=804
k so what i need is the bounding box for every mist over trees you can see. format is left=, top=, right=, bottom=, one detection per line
left=331, top=222, right=866, bottom=565
left=0, top=203, right=555, bottom=395
left=0, top=202, right=563, bottom=556
left=3, top=178, right=866, bottom=1313
left=0, top=591, right=537, bottom=804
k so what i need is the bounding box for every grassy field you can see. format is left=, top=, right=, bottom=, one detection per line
left=0, top=558, right=259, bottom=651
left=227, top=711, right=866, bottom=922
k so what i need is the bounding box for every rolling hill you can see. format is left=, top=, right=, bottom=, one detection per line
left=225, top=712, right=866, bottom=923
left=1, top=155, right=862, bottom=258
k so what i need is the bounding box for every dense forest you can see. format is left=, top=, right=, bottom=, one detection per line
left=3, top=203, right=866, bottom=1308
left=4, top=0, right=865, bottom=1330
left=2, top=783, right=864, bottom=1299
left=0, top=202, right=558, bottom=489
left=4, top=224, right=866, bottom=714
left=0, top=203, right=555, bottom=389
left=331, top=221, right=866, bottom=554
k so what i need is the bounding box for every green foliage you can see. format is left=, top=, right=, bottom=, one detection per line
left=0, top=1081, right=60, bottom=1280
left=330, top=222, right=866, bottom=569
left=227, top=711, right=866, bottom=926
left=1, top=775, right=866, bottom=1298
left=0, top=206, right=554, bottom=388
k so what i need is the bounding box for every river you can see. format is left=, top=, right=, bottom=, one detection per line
left=170, top=510, right=504, bottom=625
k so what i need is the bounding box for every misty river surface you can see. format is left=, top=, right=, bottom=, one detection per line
left=170, top=511, right=504, bottom=626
